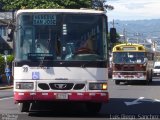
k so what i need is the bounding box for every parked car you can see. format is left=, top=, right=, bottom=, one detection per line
left=153, top=62, right=160, bottom=77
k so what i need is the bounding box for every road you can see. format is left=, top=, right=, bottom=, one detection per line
left=1, top=78, right=160, bottom=120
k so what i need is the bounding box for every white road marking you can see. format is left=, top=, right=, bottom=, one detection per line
left=124, top=97, right=160, bottom=106
left=0, top=97, right=13, bottom=101
left=154, top=99, right=160, bottom=102
left=124, top=97, right=144, bottom=106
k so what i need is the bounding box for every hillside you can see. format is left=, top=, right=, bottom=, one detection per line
left=108, top=19, right=160, bottom=43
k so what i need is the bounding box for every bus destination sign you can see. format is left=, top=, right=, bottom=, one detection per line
left=123, top=47, right=136, bottom=51
left=33, top=14, right=56, bottom=25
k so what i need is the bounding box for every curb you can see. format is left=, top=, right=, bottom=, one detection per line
left=0, top=86, right=13, bottom=90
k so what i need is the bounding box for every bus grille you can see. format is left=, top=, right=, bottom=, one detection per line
left=38, top=83, right=85, bottom=90
left=123, top=66, right=135, bottom=71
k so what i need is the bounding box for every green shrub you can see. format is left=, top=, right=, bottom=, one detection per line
left=7, top=55, right=14, bottom=63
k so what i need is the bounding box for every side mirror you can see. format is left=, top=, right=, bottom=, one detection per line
left=110, top=28, right=117, bottom=43
left=7, top=22, right=15, bottom=42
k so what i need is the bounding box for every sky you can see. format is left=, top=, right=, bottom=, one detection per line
left=107, top=0, right=160, bottom=21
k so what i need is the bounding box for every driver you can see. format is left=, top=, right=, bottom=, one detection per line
left=75, top=35, right=95, bottom=54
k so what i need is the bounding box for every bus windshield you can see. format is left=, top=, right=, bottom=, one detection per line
left=15, top=13, right=107, bottom=61
left=113, top=52, right=145, bottom=64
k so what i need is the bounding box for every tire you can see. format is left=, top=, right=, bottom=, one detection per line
left=85, top=102, right=102, bottom=114
left=115, top=80, right=120, bottom=85
left=18, top=103, right=30, bottom=112
left=146, top=80, right=149, bottom=85
left=127, top=80, right=132, bottom=85
left=149, top=77, right=153, bottom=83
left=143, top=80, right=149, bottom=85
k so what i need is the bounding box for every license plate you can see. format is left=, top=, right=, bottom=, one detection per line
left=56, top=93, right=68, bottom=99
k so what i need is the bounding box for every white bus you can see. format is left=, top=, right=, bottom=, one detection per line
left=13, top=9, right=109, bottom=113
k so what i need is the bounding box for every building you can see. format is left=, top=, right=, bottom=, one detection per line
left=0, top=12, right=13, bottom=55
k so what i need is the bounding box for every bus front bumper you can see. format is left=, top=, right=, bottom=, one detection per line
left=14, top=92, right=109, bottom=103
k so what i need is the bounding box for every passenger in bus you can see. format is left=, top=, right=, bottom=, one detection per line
left=130, top=54, right=136, bottom=62
left=137, top=55, right=144, bottom=63
left=55, top=36, right=61, bottom=57
left=130, top=56, right=136, bottom=63
left=36, top=44, right=43, bottom=53
left=121, top=53, right=128, bottom=63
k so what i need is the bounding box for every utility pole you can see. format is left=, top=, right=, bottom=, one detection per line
left=111, top=19, right=118, bottom=28
left=123, top=28, right=126, bottom=42
left=112, top=19, right=115, bottom=28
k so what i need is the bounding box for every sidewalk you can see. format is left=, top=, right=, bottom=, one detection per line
left=0, top=83, right=13, bottom=90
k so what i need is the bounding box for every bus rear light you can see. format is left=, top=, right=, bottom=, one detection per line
left=16, top=82, right=34, bottom=90
left=89, top=83, right=107, bottom=90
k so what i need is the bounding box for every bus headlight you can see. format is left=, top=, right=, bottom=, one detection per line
left=89, top=83, right=107, bottom=90
left=16, top=82, right=34, bottom=90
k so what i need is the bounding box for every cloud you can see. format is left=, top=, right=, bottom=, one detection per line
left=119, top=1, right=151, bottom=9
left=124, top=3, right=147, bottom=9
left=107, top=0, right=160, bottom=21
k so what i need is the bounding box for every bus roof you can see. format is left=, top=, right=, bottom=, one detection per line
left=113, top=43, right=144, bottom=49
left=16, top=9, right=106, bottom=16
left=112, top=43, right=147, bottom=52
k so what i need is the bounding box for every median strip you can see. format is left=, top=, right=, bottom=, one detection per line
left=0, top=97, right=13, bottom=101
left=0, top=85, right=13, bottom=90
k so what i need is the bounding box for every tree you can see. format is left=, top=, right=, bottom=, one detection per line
left=1, top=0, right=91, bottom=11
left=1, top=0, right=113, bottom=11
left=7, top=55, right=14, bottom=63
left=92, top=0, right=114, bottom=11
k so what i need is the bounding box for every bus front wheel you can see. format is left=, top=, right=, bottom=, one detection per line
left=18, top=103, right=30, bottom=112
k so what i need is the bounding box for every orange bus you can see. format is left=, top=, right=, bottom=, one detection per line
left=112, top=43, right=153, bottom=85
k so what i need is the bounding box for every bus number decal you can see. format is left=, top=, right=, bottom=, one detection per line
left=23, top=66, right=28, bottom=72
